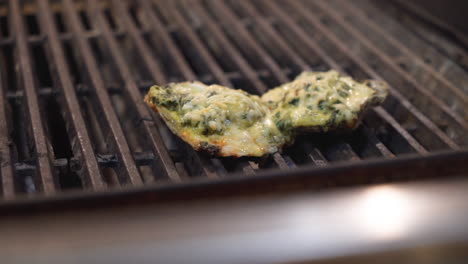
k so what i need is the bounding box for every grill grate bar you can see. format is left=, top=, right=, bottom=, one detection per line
left=236, top=0, right=395, bottom=159
left=310, top=0, right=468, bottom=131
left=0, top=54, right=15, bottom=198
left=374, top=107, right=428, bottom=154
left=139, top=0, right=197, bottom=82
left=156, top=1, right=229, bottom=85
left=37, top=0, right=105, bottom=189
left=61, top=0, right=142, bottom=185
left=208, top=1, right=287, bottom=84
left=339, top=1, right=468, bottom=107
left=10, top=0, right=56, bottom=194
left=266, top=0, right=460, bottom=151
left=1, top=33, right=66, bottom=46
left=0, top=17, right=267, bottom=47
left=184, top=1, right=269, bottom=93
left=0, top=30, right=135, bottom=47
left=89, top=0, right=181, bottom=182
left=14, top=151, right=157, bottom=174
left=6, top=69, right=293, bottom=100
left=235, top=1, right=310, bottom=71
left=113, top=0, right=225, bottom=178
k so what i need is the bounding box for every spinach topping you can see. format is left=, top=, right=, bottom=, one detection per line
left=342, top=84, right=352, bottom=91
left=153, top=96, right=178, bottom=111
left=338, top=90, right=349, bottom=98
left=207, top=91, right=218, bottom=97
left=318, top=100, right=327, bottom=110
left=275, top=118, right=292, bottom=132
left=289, top=98, right=300, bottom=106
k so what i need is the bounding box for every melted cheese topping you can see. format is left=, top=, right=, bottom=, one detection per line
left=145, top=81, right=289, bottom=157
left=262, top=70, right=388, bottom=132
left=145, top=71, right=388, bottom=157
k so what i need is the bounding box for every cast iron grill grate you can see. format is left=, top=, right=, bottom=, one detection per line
left=0, top=0, right=467, bottom=201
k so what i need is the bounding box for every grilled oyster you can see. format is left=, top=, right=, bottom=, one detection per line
left=262, top=70, right=388, bottom=133
left=145, top=71, right=387, bottom=157
left=145, top=81, right=289, bottom=157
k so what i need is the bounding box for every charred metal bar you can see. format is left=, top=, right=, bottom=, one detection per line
left=235, top=1, right=310, bottom=70
left=37, top=0, right=105, bottom=189
left=208, top=0, right=288, bottom=84
left=61, top=0, right=142, bottom=185
left=89, top=0, right=181, bottom=182
left=10, top=0, right=56, bottom=194
left=14, top=151, right=157, bottom=174
left=5, top=69, right=293, bottom=100
left=0, top=54, right=15, bottom=199
left=156, top=1, right=231, bottom=86
left=0, top=30, right=138, bottom=47
left=183, top=1, right=268, bottom=93
left=374, top=107, right=428, bottom=154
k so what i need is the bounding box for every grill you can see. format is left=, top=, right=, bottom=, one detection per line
left=0, top=0, right=467, bottom=205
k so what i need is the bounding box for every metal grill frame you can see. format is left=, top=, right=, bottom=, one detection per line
left=0, top=0, right=467, bottom=206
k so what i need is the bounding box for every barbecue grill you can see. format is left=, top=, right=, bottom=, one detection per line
left=0, top=0, right=467, bottom=262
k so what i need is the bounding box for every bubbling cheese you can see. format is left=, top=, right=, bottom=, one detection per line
left=145, top=81, right=289, bottom=157
left=262, top=70, right=388, bottom=133
left=145, top=71, right=388, bottom=157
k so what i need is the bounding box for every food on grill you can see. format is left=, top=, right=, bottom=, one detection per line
left=145, top=71, right=388, bottom=157
left=262, top=70, right=388, bottom=133
left=144, top=82, right=290, bottom=157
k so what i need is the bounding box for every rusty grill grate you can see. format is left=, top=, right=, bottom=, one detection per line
left=0, top=0, right=467, bottom=201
